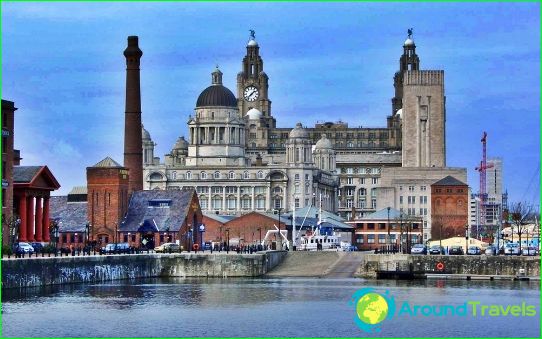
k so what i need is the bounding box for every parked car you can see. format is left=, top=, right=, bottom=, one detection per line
left=154, top=243, right=180, bottom=253
left=30, top=242, right=44, bottom=252
left=504, top=243, right=521, bottom=256
left=101, top=243, right=131, bottom=254
left=15, top=242, right=35, bottom=254
left=203, top=242, right=212, bottom=251
left=410, top=244, right=427, bottom=255
left=521, top=246, right=538, bottom=256
left=429, top=245, right=445, bottom=255
left=485, top=245, right=497, bottom=255
left=449, top=246, right=464, bottom=255
left=467, top=246, right=482, bottom=255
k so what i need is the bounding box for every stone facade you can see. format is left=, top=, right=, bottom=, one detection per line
left=140, top=32, right=467, bottom=243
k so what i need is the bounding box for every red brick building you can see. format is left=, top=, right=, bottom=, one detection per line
left=430, top=176, right=469, bottom=240
left=348, top=208, right=422, bottom=252
left=86, top=157, right=129, bottom=245
left=2, top=99, right=17, bottom=244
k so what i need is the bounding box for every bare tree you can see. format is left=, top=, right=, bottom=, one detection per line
left=509, top=202, right=533, bottom=249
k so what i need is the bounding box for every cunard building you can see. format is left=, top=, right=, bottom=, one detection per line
left=142, top=31, right=467, bottom=241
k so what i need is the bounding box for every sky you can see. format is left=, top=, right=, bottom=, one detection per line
left=1, top=2, right=540, bottom=207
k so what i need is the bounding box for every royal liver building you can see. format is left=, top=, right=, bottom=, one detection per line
left=143, top=30, right=467, bottom=240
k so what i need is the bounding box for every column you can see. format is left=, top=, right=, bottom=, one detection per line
left=26, top=195, right=35, bottom=242
left=222, top=187, right=226, bottom=212
left=18, top=193, right=27, bottom=242
left=236, top=186, right=241, bottom=211
left=251, top=186, right=255, bottom=210
left=266, top=186, right=271, bottom=211
left=35, top=196, right=43, bottom=242
left=43, top=196, right=50, bottom=242
left=207, top=186, right=212, bottom=210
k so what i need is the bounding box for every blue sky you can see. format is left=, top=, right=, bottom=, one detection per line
left=1, top=2, right=540, bottom=207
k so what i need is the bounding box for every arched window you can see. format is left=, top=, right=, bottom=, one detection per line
left=150, top=172, right=163, bottom=181
left=241, top=196, right=251, bottom=210
left=212, top=196, right=222, bottom=210
left=200, top=171, right=207, bottom=179
left=257, top=171, right=264, bottom=179
left=273, top=186, right=283, bottom=194
left=255, top=196, right=265, bottom=210
left=243, top=171, right=250, bottom=179
left=186, top=171, right=192, bottom=180
left=226, top=196, right=237, bottom=210
left=229, top=171, right=235, bottom=179
left=358, top=188, right=366, bottom=196
left=214, top=171, right=220, bottom=179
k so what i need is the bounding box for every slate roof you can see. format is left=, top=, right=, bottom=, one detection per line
left=432, top=175, right=467, bottom=186
left=119, top=189, right=196, bottom=232
left=49, top=196, right=88, bottom=232
left=360, top=207, right=404, bottom=220
left=290, top=216, right=353, bottom=230
left=68, top=186, right=87, bottom=195
left=13, top=166, right=42, bottom=183
left=203, top=212, right=235, bottom=224
left=92, top=157, right=123, bottom=168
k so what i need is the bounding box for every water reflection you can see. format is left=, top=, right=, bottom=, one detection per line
left=2, top=278, right=540, bottom=338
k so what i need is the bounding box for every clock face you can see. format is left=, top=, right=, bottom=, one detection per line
left=244, top=86, right=259, bottom=102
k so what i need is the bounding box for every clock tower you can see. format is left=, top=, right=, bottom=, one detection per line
left=237, top=30, right=275, bottom=129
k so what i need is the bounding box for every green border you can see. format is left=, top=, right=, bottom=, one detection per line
left=0, top=1, right=540, bottom=339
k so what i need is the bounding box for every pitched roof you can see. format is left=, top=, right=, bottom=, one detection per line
left=119, top=189, right=197, bottom=232
left=291, top=216, right=353, bottom=230
left=92, top=156, right=123, bottom=168
left=285, top=206, right=345, bottom=223
left=13, top=166, right=42, bottom=183
left=360, top=207, right=404, bottom=220
left=49, top=196, right=88, bottom=232
left=432, top=175, right=467, bottom=186
left=68, top=186, right=87, bottom=195
left=203, top=212, right=234, bottom=224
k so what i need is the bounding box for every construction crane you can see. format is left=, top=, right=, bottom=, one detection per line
left=474, top=132, right=494, bottom=238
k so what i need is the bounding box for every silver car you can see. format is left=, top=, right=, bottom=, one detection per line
left=521, top=247, right=538, bottom=256
left=485, top=246, right=497, bottom=255
left=504, top=243, right=520, bottom=255
left=410, top=244, right=427, bottom=254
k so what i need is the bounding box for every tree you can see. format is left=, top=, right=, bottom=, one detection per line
left=509, top=202, right=533, bottom=249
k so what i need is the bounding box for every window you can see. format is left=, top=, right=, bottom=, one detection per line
left=408, top=186, right=415, bottom=192
left=243, top=171, right=250, bottom=179
left=346, top=168, right=354, bottom=174
left=172, top=171, right=177, bottom=180
left=295, top=184, right=300, bottom=194
left=347, top=199, right=354, bottom=208
left=446, top=188, right=453, bottom=193
left=273, top=186, right=283, bottom=194
left=214, top=171, right=220, bottom=179
left=295, top=198, right=300, bottom=208
left=254, top=187, right=266, bottom=194
left=257, top=171, right=264, bottom=179
left=226, top=196, right=236, bottom=210
left=399, top=196, right=403, bottom=204
left=255, top=197, right=265, bottom=209
left=274, top=197, right=282, bottom=209
left=212, top=196, right=222, bottom=210
left=305, top=174, right=310, bottom=181
left=356, top=236, right=364, bottom=244
left=372, top=178, right=379, bottom=185
left=420, top=186, right=427, bottom=191
left=359, top=178, right=365, bottom=184
left=186, top=171, right=192, bottom=180
left=226, top=186, right=237, bottom=194
left=211, top=187, right=223, bottom=194
left=346, top=177, right=354, bottom=185
left=367, top=235, right=375, bottom=244
left=346, top=188, right=354, bottom=196
left=358, top=188, right=366, bottom=196
left=229, top=172, right=235, bottom=179
left=200, top=172, right=207, bottom=179
left=370, top=188, right=377, bottom=197
left=357, top=198, right=366, bottom=209
left=379, top=223, right=386, bottom=230
left=371, top=198, right=376, bottom=209
left=378, top=234, right=386, bottom=244
left=399, top=186, right=403, bottom=191
left=241, top=197, right=251, bottom=209
left=196, top=186, right=208, bottom=194
left=295, top=174, right=300, bottom=181
left=200, top=199, right=208, bottom=210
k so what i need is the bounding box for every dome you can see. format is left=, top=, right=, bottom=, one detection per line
left=172, top=136, right=188, bottom=150
left=396, top=108, right=403, bottom=118
left=142, top=125, right=151, bottom=140
left=196, top=85, right=238, bottom=107
left=289, top=122, right=309, bottom=139
left=247, top=38, right=258, bottom=47
left=246, top=108, right=262, bottom=120
left=404, top=38, right=414, bottom=46
left=315, top=134, right=333, bottom=150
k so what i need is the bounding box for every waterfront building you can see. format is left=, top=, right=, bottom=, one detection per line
left=347, top=207, right=422, bottom=251
left=1, top=99, right=60, bottom=246
left=140, top=31, right=467, bottom=243
left=430, top=176, right=469, bottom=240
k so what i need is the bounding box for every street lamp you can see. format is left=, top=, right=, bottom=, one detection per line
left=187, top=228, right=193, bottom=253
left=387, top=207, right=391, bottom=253
left=225, top=228, right=230, bottom=253
left=275, top=207, right=283, bottom=250
left=199, top=224, right=205, bottom=249
left=85, top=222, right=90, bottom=246
left=465, top=224, right=469, bottom=254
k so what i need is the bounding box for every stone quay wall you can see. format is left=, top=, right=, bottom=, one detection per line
left=1, top=251, right=287, bottom=289
left=356, top=254, right=541, bottom=279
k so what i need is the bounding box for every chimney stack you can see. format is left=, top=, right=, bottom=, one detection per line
left=123, top=36, right=143, bottom=194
